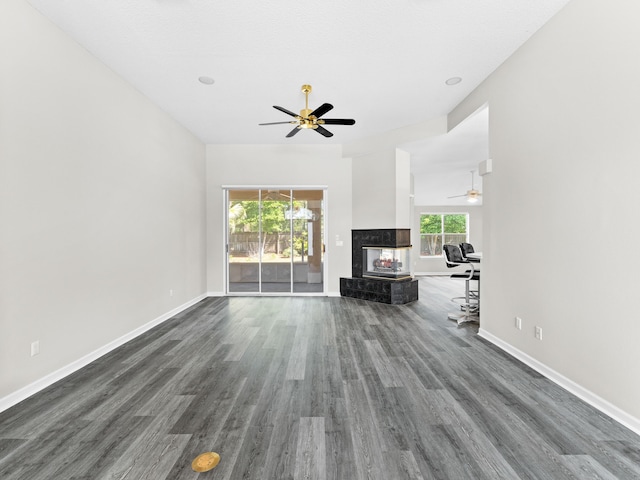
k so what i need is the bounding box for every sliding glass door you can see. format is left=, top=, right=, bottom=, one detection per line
left=226, top=188, right=325, bottom=295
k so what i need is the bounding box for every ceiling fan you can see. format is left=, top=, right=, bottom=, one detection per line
left=448, top=170, right=482, bottom=203
left=259, top=84, right=356, bottom=138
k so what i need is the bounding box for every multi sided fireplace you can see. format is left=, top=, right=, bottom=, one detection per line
left=340, top=228, right=418, bottom=304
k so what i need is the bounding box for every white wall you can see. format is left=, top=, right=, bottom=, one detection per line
left=350, top=148, right=414, bottom=230
left=206, top=144, right=352, bottom=295
left=395, top=149, right=412, bottom=228
left=0, top=0, right=206, bottom=402
left=450, top=0, right=640, bottom=425
left=345, top=118, right=446, bottom=231
left=412, top=205, right=483, bottom=274
left=351, top=148, right=399, bottom=229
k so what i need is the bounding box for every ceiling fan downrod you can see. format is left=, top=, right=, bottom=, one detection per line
left=301, top=84, right=313, bottom=119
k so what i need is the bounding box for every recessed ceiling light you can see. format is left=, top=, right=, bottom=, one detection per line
left=445, top=77, right=462, bottom=86
left=198, top=76, right=215, bottom=85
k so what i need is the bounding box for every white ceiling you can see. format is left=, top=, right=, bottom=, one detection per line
left=26, top=0, right=570, bottom=204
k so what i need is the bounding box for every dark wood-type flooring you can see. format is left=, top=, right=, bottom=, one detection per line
left=1, top=277, right=639, bottom=479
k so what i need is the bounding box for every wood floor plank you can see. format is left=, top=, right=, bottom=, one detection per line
left=227, top=424, right=273, bottom=480
left=322, top=345, right=348, bottom=421
left=203, top=403, right=256, bottom=480
left=590, top=439, right=640, bottom=479
left=48, top=415, right=153, bottom=479
left=248, top=356, right=290, bottom=429
left=411, top=423, right=488, bottom=480
left=223, top=325, right=260, bottom=361
left=300, top=335, right=326, bottom=419
left=261, top=415, right=300, bottom=480
left=343, top=379, right=387, bottom=479
left=294, top=417, right=326, bottom=480
left=169, top=376, right=247, bottom=436
left=233, top=347, right=276, bottom=409
left=285, top=324, right=310, bottom=381
left=0, top=418, right=93, bottom=479
left=0, top=439, right=26, bottom=462
left=82, top=362, right=182, bottom=422
left=395, top=450, right=426, bottom=480
left=424, top=388, right=523, bottom=479
left=99, top=394, right=193, bottom=480
left=560, top=454, right=621, bottom=480
left=364, top=339, right=405, bottom=388
left=324, top=416, right=358, bottom=480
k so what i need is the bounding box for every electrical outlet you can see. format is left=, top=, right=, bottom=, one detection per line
left=535, top=326, right=543, bottom=340
left=31, top=341, right=40, bottom=357
left=515, top=317, right=522, bottom=330
left=169, top=289, right=174, bottom=297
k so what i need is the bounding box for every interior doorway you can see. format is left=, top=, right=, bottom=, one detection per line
left=225, top=188, right=325, bottom=295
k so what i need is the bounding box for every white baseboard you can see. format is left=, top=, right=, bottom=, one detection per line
left=207, top=291, right=225, bottom=297
left=328, top=291, right=341, bottom=297
left=478, top=328, right=640, bottom=437
left=0, top=293, right=208, bottom=414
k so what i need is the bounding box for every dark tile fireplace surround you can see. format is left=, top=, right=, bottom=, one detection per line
left=340, top=229, right=419, bottom=304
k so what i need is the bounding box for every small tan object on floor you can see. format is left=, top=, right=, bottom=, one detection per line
left=191, top=452, right=220, bottom=472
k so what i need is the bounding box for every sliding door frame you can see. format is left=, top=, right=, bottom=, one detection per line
left=223, top=185, right=328, bottom=296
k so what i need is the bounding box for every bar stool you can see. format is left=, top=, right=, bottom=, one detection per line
left=459, top=242, right=479, bottom=264
left=443, top=244, right=480, bottom=324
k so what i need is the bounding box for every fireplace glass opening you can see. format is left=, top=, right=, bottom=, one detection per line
left=362, top=246, right=411, bottom=280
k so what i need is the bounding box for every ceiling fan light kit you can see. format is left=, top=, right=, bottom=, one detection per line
left=448, top=170, right=482, bottom=203
left=259, top=84, right=356, bottom=138
left=466, top=192, right=480, bottom=203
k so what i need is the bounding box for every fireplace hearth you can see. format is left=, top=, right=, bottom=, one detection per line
left=340, top=229, right=418, bottom=304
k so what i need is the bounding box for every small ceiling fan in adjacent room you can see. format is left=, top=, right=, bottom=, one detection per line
left=448, top=170, right=482, bottom=203
left=259, top=84, right=356, bottom=138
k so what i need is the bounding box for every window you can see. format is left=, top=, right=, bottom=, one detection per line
left=419, top=213, right=468, bottom=256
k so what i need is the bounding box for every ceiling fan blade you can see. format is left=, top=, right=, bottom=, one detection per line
left=259, top=121, right=296, bottom=125
left=320, top=118, right=356, bottom=125
left=310, top=103, right=333, bottom=118
left=273, top=105, right=300, bottom=118
left=447, top=194, right=468, bottom=199
left=286, top=126, right=301, bottom=138
left=314, top=125, right=334, bottom=137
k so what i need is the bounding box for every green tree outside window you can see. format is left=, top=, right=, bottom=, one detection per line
left=420, top=213, right=468, bottom=256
